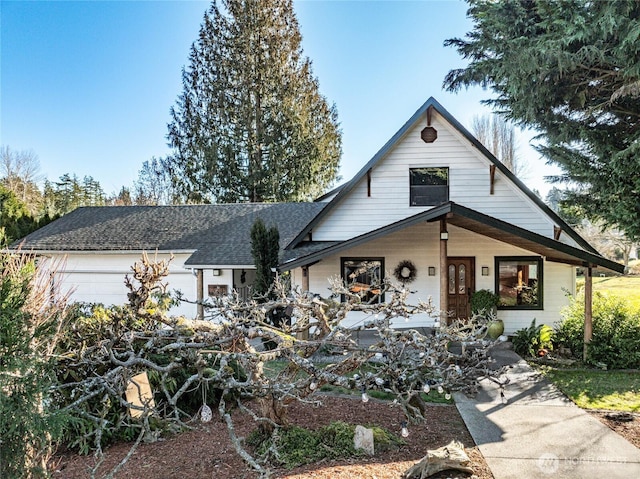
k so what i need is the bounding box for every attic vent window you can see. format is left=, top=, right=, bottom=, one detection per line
left=421, top=126, right=438, bottom=143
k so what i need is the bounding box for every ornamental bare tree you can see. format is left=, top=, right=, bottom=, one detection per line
left=166, top=0, right=342, bottom=204
left=55, top=254, right=503, bottom=478
left=471, top=114, right=529, bottom=180
left=0, top=145, right=43, bottom=216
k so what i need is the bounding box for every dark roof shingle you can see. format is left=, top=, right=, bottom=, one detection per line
left=14, top=203, right=325, bottom=267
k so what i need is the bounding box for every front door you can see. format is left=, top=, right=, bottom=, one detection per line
left=447, top=257, right=475, bottom=320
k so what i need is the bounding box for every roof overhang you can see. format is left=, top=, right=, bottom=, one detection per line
left=281, top=202, right=625, bottom=274
left=287, top=97, right=598, bottom=255
left=6, top=248, right=196, bottom=255
left=184, top=264, right=255, bottom=270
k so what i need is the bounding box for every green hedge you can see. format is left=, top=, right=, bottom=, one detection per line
left=555, top=292, right=640, bottom=369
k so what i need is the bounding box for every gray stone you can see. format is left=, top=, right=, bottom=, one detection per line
left=353, top=425, right=374, bottom=456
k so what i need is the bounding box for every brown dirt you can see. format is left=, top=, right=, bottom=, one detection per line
left=50, top=398, right=640, bottom=479
left=51, top=395, right=493, bottom=479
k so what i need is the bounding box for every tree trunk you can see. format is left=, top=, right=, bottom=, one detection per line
left=257, top=394, right=288, bottom=434
left=402, top=440, right=472, bottom=478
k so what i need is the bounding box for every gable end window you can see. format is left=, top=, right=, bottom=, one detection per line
left=495, top=256, right=543, bottom=310
left=410, top=167, right=449, bottom=206
left=341, top=258, right=384, bottom=303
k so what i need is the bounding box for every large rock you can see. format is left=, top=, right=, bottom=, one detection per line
left=353, top=425, right=374, bottom=456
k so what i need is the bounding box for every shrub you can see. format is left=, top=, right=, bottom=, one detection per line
left=470, top=289, right=500, bottom=315
left=247, top=421, right=403, bottom=469
left=511, top=319, right=553, bottom=358
left=555, top=293, right=640, bottom=369
left=0, top=253, right=70, bottom=478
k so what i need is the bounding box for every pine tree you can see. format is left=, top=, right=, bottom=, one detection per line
left=444, top=0, right=640, bottom=240
left=52, top=174, right=106, bottom=214
left=167, top=0, right=342, bottom=203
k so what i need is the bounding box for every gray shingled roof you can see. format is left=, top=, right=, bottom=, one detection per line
left=14, top=203, right=325, bottom=267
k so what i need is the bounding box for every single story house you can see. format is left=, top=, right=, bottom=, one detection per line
left=14, top=97, right=623, bottom=334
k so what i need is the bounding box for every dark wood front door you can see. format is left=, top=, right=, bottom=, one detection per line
left=447, top=257, right=475, bottom=320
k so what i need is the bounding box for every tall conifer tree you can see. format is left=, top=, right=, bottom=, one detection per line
left=250, top=218, right=279, bottom=297
left=167, top=0, right=342, bottom=203
left=445, top=0, right=640, bottom=239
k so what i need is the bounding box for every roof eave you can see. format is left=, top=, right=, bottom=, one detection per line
left=281, top=202, right=624, bottom=274
left=6, top=248, right=196, bottom=255
left=286, top=96, right=598, bottom=256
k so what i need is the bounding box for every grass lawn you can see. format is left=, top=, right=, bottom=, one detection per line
left=577, top=275, right=640, bottom=311
left=541, top=367, right=640, bottom=412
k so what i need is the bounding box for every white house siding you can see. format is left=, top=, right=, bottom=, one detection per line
left=311, top=111, right=556, bottom=242
left=447, top=228, right=576, bottom=334
left=292, top=224, right=575, bottom=334
left=498, top=261, right=575, bottom=334
left=48, top=252, right=199, bottom=318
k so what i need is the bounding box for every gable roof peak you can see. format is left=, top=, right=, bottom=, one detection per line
left=289, top=96, right=597, bottom=254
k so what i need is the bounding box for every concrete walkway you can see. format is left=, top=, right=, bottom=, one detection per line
left=454, top=344, right=640, bottom=478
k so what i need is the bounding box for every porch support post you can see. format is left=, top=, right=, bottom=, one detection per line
left=583, top=265, right=593, bottom=362
left=439, top=219, right=448, bottom=325
left=298, top=266, right=310, bottom=340
left=196, top=269, right=204, bottom=320
left=302, top=266, right=310, bottom=292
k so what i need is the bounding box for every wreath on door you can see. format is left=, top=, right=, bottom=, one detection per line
left=393, top=260, right=417, bottom=284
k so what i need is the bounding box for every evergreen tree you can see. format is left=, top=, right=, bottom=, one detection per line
left=444, top=0, right=640, bottom=239
left=250, top=217, right=281, bottom=350
left=167, top=0, right=342, bottom=203
left=52, top=174, right=106, bottom=214
left=41, top=180, right=58, bottom=218
left=250, top=218, right=280, bottom=296
left=0, top=253, right=69, bottom=477
left=81, top=175, right=106, bottom=206
left=0, top=185, right=39, bottom=244
left=110, top=186, right=133, bottom=206
left=545, top=186, right=584, bottom=227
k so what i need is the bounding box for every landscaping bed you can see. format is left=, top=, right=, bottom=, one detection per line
left=51, top=396, right=493, bottom=479
left=589, top=410, right=640, bottom=449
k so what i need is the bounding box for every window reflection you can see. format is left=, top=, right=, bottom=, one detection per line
left=496, top=257, right=542, bottom=309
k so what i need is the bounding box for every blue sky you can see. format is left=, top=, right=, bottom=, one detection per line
left=1, top=0, right=552, bottom=197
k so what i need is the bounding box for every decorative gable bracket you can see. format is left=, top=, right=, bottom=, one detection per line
left=489, top=165, right=496, bottom=195
left=421, top=105, right=437, bottom=143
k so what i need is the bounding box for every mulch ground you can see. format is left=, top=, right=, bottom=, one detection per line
left=51, top=395, right=493, bottom=479
left=50, top=397, right=640, bottom=479
left=589, top=410, right=640, bottom=449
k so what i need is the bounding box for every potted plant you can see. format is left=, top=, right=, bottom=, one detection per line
left=470, top=289, right=503, bottom=339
